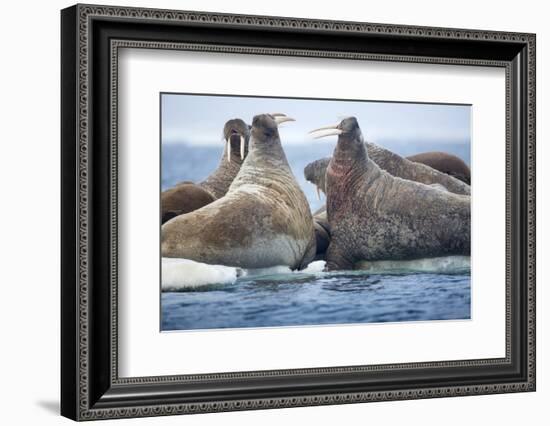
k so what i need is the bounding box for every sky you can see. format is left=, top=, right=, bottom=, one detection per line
left=161, top=93, right=471, bottom=147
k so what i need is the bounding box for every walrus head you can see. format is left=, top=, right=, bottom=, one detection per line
left=309, top=116, right=370, bottom=194
left=250, top=113, right=295, bottom=141
left=309, top=116, right=363, bottom=142
left=304, top=157, right=330, bottom=199
left=249, top=113, right=296, bottom=156
left=309, top=117, right=367, bottom=163
left=222, top=118, right=251, bottom=163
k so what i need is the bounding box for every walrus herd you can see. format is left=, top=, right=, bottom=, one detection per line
left=161, top=114, right=471, bottom=272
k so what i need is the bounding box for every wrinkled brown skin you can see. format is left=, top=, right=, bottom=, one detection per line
left=407, top=151, right=471, bottom=185
left=304, top=146, right=460, bottom=261
left=324, top=118, right=470, bottom=271
left=311, top=182, right=448, bottom=261
left=162, top=114, right=316, bottom=270
left=304, top=143, right=470, bottom=196
left=160, top=119, right=250, bottom=224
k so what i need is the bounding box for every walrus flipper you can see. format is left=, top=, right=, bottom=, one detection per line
left=325, top=242, right=355, bottom=271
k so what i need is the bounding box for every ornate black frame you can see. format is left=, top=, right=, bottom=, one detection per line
left=60, top=3, right=536, bottom=421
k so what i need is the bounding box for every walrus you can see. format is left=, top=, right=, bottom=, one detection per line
left=162, top=113, right=316, bottom=270
left=161, top=182, right=215, bottom=223
left=200, top=118, right=251, bottom=199
left=407, top=151, right=471, bottom=184
left=309, top=117, right=470, bottom=271
left=304, top=144, right=470, bottom=197
left=160, top=118, right=250, bottom=223
left=305, top=145, right=457, bottom=261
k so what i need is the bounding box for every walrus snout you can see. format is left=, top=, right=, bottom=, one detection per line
left=223, top=118, right=250, bottom=139
left=223, top=118, right=250, bottom=162
left=338, top=117, right=360, bottom=133
left=304, top=158, right=330, bottom=198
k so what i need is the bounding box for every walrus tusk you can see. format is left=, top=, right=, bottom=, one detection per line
left=227, top=138, right=231, bottom=162
left=240, top=135, right=245, bottom=160
left=308, top=123, right=341, bottom=133
left=316, top=185, right=321, bottom=201
left=270, top=112, right=295, bottom=125
left=274, top=116, right=296, bottom=125
left=309, top=128, right=343, bottom=139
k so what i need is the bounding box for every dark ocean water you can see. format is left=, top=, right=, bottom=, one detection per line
left=161, top=141, right=471, bottom=331
left=161, top=269, right=470, bottom=331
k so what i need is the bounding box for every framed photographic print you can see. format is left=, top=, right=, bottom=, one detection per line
left=61, top=3, right=536, bottom=421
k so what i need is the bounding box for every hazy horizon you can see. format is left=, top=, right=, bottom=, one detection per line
left=161, top=93, right=471, bottom=148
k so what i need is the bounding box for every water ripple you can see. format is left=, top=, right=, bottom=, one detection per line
left=162, top=271, right=471, bottom=331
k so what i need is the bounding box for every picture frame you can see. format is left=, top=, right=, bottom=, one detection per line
left=60, top=3, right=536, bottom=421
